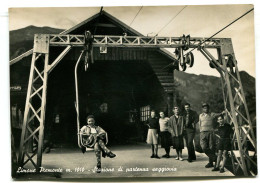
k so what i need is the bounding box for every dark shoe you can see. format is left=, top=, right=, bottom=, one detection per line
left=154, top=155, right=160, bottom=159
left=80, top=146, right=86, bottom=154
left=96, top=164, right=101, bottom=173
left=150, top=154, right=155, bottom=158
left=187, top=159, right=193, bottom=163
left=220, top=168, right=225, bottom=173
left=44, top=147, right=51, bottom=154
left=166, top=154, right=170, bottom=158
left=192, top=157, right=196, bottom=161
left=212, top=167, right=220, bottom=171
left=96, top=169, right=101, bottom=173
left=205, top=163, right=214, bottom=168
left=107, top=152, right=116, bottom=158
left=101, top=150, right=106, bottom=158
left=162, top=154, right=168, bottom=158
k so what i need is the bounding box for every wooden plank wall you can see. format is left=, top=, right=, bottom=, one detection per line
left=93, top=47, right=148, bottom=61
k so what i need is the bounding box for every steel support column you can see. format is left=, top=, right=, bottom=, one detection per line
left=18, top=34, right=50, bottom=171
left=198, top=39, right=256, bottom=176
left=18, top=34, right=72, bottom=171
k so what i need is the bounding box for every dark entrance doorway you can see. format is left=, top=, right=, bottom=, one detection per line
left=45, top=57, right=165, bottom=146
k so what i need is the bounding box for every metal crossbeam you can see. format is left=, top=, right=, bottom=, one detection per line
left=48, top=34, right=222, bottom=48
left=92, top=35, right=221, bottom=48
left=49, top=35, right=85, bottom=46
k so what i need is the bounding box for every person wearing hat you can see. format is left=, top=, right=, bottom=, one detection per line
left=80, top=115, right=116, bottom=173
left=199, top=103, right=224, bottom=168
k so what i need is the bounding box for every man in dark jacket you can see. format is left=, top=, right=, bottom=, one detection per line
left=183, top=103, right=199, bottom=162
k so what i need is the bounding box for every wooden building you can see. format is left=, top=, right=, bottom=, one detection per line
left=10, top=11, right=178, bottom=145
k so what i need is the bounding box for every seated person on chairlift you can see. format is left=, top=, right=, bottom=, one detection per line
left=80, top=115, right=116, bottom=173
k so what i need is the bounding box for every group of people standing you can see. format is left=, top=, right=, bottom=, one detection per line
left=79, top=103, right=232, bottom=174
left=146, top=103, right=232, bottom=173
left=146, top=103, right=197, bottom=162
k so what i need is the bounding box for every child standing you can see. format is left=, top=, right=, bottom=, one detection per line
left=159, top=111, right=172, bottom=158
left=212, top=114, right=233, bottom=173
left=80, top=115, right=116, bottom=173
left=146, top=110, right=160, bottom=159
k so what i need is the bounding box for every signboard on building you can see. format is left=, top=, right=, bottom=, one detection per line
left=10, top=85, right=22, bottom=91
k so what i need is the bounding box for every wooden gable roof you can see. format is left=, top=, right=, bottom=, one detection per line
left=10, top=10, right=176, bottom=65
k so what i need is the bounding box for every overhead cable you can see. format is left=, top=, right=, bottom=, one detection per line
left=162, top=7, right=254, bottom=70
left=156, top=5, right=187, bottom=36
left=184, top=7, right=254, bottom=56
left=129, top=6, right=143, bottom=27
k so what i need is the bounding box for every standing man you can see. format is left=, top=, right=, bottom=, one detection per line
left=183, top=103, right=199, bottom=163
left=199, top=103, right=223, bottom=168
left=146, top=110, right=160, bottom=159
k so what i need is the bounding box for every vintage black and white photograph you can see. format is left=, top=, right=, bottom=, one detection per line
left=8, top=4, right=257, bottom=180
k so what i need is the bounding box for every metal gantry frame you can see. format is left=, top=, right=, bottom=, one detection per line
left=18, top=34, right=256, bottom=176
left=198, top=39, right=257, bottom=176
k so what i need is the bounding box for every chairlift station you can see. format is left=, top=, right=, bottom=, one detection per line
left=10, top=11, right=256, bottom=176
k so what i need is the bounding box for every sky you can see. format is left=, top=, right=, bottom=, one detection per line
left=8, top=4, right=255, bottom=77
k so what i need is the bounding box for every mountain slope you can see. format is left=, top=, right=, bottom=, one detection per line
left=9, top=25, right=64, bottom=60
left=174, top=70, right=256, bottom=125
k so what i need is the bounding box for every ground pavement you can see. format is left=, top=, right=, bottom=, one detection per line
left=14, top=143, right=234, bottom=180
